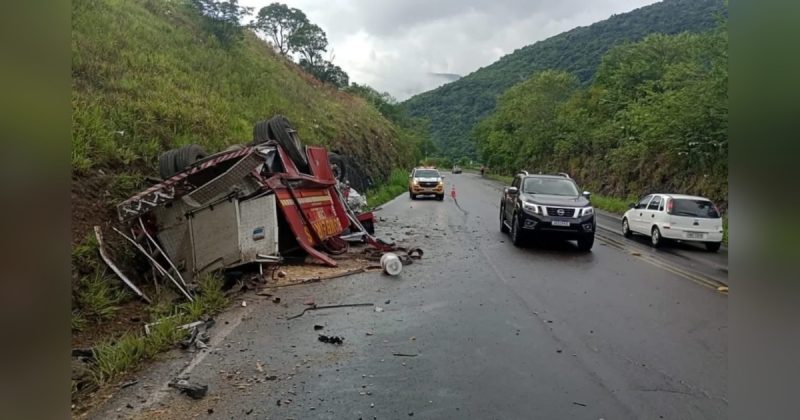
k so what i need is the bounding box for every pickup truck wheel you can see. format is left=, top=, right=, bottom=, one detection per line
left=500, top=205, right=509, bottom=233
left=622, top=218, right=632, bottom=238
left=510, top=214, right=524, bottom=247
left=705, top=241, right=721, bottom=252
left=577, top=235, right=594, bottom=252
left=409, top=191, right=416, bottom=200
left=436, top=194, right=444, bottom=201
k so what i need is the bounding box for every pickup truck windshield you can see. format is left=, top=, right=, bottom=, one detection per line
left=523, top=178, right=579, bottom=196
left=415, top=170, right=439, bottom=178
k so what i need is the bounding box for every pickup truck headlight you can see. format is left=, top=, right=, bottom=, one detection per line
left=581, top=206, right=594, bottom=216
left=522, top=201, right=541, bottom=214
left=412, top=180, right=419, bottom=186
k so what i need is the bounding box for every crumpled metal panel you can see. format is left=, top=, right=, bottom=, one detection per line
left=183, top=153, right=264, bottom=207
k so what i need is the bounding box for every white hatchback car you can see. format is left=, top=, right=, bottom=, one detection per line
left=622, top=194, right=724, bottom=252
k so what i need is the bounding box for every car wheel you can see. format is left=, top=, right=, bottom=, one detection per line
left=705, top=241, right=721, bottom=252
left=500, top=205, right=509, bottom=233
left=510, top=214, right=524, bottom=247
left=577, top=235, right=594, bottom=252
left=650, top=226, right=663, bottom=248
left=622, top=218, right=632, bottom=238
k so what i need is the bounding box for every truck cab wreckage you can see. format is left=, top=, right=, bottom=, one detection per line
left=114, top=116, right=398, bottom=288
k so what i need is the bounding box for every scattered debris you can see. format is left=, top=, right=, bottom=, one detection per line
left=318, top=335, right=344, bottom=345
left=264, top=267, right=370, bottom=289
left=384, top=299, right=391, bottom=304
left=177, top=319, right=213, bottom=351
left=572, top=401, right=587, bottom=407
left=717, top=286, right=729, bottom=293
left=272, top=297, right=281, bottom=304
left=304, top=297, right=316, bottom=306
left=314, top=325, right=324, bottom=330
left=374, top=306, right=384, bottom=313
left=380, top=253, right=403, bottom=275
left=241, top=301, right=247, bottom=307
left=93, top=226, right=151, bottom=303
left=168, top=380, right=208, bottom=399
left=392, top=353, right=418, bottom=357
left=119, top=379, right=139, bottom=389
left=630, top=251, right=642, bottom=256
left=287, top=303, right=374, bottom=320
left=256, top=362, right=264, bottom=373
left=277, top=270, right=287, bottom=278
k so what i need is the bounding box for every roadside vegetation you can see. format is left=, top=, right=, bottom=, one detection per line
left=404, top=0, right=726, bottom=159
left=474, top=23, right=728, bottom=208
left=366, top=169, right=409, bottom=208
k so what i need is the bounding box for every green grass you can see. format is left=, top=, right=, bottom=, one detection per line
left=591, top=194, right=638, bottom=215
left=77, top=273, right=229, bottom=399
left=72, top=0, right=415, bottom=179
left=485, top=173, right=513, bottom=185
left=366, top=169, right=409, bottom=208
left=76, top=271, right=129, bottom=321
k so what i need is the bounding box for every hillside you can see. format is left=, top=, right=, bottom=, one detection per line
left=403, top=0, right=726, bottom=158
left=72, top=0, right=417, bottom=242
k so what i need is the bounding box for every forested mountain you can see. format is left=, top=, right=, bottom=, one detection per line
left=403, top=0, right=726, bottom=158
left=475, top=28, right=728, bottom=205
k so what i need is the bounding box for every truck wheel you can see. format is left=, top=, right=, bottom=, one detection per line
left=158, top=149, right=179, bottom=179
left=173, top=144, right=207, bottom=173
left=268, top=116, right=308, bottom=172
left=510, top=214, right=525, bottom=247
left=577, top=235, right=594, bottom=252
left=328, top=152, right=347, bottom=181
left=500, top=205, right=509, bottom=233
left=705, top=241, right=721, bottom=252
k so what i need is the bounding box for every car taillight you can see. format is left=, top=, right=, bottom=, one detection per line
left=666, top=199, right=674, bottom=214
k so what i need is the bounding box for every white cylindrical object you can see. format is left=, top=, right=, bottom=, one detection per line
left=380, top=253, right=403, bottom=276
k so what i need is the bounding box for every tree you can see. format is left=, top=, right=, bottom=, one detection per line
left=190, top=0, right=253, bottom=45
left=253, top=3, right=308, bottom=55
left=290, top=23, right=327, bottom=67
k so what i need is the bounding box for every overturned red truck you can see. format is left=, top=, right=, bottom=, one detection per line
left=116, top=116, right=391, bottom=281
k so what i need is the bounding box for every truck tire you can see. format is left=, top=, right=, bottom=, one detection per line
left=328, top=152, right=347, bottom=182
left=158, top=149, right=179, bottom=179
left=267, top=116, right=308, bottom=172
left=252, top=120, right=271, bottom=144
left=173, top=144, right=208, bottom=173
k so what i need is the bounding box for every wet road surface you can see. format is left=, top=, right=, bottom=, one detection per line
left=91, top=173, right=727, bottom=419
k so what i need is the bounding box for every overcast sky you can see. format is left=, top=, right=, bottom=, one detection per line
left=240, top=0, right=658, bottom=101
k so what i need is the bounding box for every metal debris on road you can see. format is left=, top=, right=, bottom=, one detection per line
left=313, top=325, right=324, bottom=330
left=168, top=380, right=208, bottom=399
left=392, top=353, right=418, bottom=357
left=286, top=303, right=375, bottom=320
left=119, top=379, right=139, bottom=389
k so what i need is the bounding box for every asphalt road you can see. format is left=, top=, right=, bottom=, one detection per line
left=91, top=172, right=727, bottom=420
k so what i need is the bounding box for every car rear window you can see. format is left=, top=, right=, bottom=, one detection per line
left=671, top=199, right=720, bottom=218
left=415, top=170, right=439, bottom=178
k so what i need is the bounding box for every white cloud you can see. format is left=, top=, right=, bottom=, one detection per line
left=240, top=0, right=658, bottom=100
